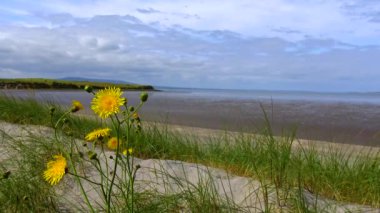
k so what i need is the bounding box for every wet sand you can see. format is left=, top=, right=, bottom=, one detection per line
left=2, top=89, right=380, bottom=146
left=141, top=96, right=380, bottom=146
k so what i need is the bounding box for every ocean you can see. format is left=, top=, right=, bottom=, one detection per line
left=156, top=87, right=380, bottom=105
left=1, top=88, right=380, bottom=146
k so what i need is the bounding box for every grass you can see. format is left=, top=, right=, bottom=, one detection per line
left=134, top=124, right=380, bottom=207
left=0, top=127, right=61, bottom=212
left=0, top=94, right=379, bottom=212
left=0, top=78, right=154, bottom=90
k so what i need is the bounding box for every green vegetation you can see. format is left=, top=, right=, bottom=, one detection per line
left=0, top=94, right=379, bottom=212
left=1, top=131, right=61, bottom=212
left=0, top=78, right=154, bottom=90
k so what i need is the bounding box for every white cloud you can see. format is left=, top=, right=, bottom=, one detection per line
left=16, top=1, right=380, bottom=44
left=0, top=1, right=379, bottom=91
left=0, top=68, right=29, bottom=78
left=2, top=0, right=380, bottom=44
left=0, top=14, right=379, bottom=91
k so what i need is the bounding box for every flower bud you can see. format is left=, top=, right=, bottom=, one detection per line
left=122, top=148, right=133, bottom=156
left=65, top=130, right=74, bottom=137
left=132, top=112, right=139, bottom=120
left=70, top=100, right=83, bottom=113
left=140, top=92, right=148, bottom=102
left=62, top=118, right=69, bottom=124
left=129, top=106, right=134, bottom=112
left=49, top=107, right=56, bottom=115
left=84, top=85, right=93, bottom=93
left=122, top=98, right=128, bottom=105
left=88, top=151, right=97, bottom=160
left=2, top=171, right=11, bottom=179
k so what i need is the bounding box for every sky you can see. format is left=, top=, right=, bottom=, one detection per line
left=0, top=0, right=380, bottom=92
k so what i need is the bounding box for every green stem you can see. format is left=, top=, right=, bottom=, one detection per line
left=94, top=159, right=108, bottom=201
left=67, top=171, right=102, bottom=186
left=126, top=117, right=134, bottom=212
left=120, top=102, right=144, bottom=124
left=53, top=111, right=71, bottom=141
left=100, top=144, right=110, bottom=195
left=69, top=157, right=95, bottom=213
left=107, top=115, right=121, bottom=212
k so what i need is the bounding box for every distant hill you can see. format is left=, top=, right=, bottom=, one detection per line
left=0, top=78, right=154, bottom=90
left=59, top=77, right=135, bottom=85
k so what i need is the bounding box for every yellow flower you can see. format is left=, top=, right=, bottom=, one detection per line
left=122, top=148, right=133, bottom=156
left=43, top=154, right=67, bottom=185
left=71, top=100, right=84, bottom=113
left=91, top=87, right=124, bottom=119
left=107, top=137, right=119, bottom=150
left=85, top=128, right=111, bottom=141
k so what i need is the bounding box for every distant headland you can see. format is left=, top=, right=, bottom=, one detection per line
left=0, top=78, right=155, bottom=90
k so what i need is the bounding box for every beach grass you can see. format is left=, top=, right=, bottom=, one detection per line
left=135, top=122, right=380, bottom=207
left=0, top=94, right=379, bottom=211
left=0, top=126, right=62, bottom=212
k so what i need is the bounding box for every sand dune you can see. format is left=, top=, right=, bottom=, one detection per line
left=0, top=121, right=378, bottom=212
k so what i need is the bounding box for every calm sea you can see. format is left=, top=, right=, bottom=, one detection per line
left=2, top=88, right=380, bottom=145
left=156, top=87, right=380, bottom=105
left=2, top=87, right=380, bottom=105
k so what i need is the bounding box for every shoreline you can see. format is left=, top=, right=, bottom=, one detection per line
left=0, top=78, right=155, bottom=90
left=2, top=89, right=380, bottom=146
left=75, top=112, right=380, bottom=153
left=146, top=121, right=380, bottom=153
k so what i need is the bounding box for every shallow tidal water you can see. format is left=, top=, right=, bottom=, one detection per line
left=2, top=88, right=380, bottom=146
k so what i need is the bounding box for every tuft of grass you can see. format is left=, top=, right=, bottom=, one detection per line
left=128, top=119, right=380, bottom=208
left=0, top=94, right=102, bottom=137
left=0, top=96, right=52, bottom=125
left=0, top=131, right=62, bottom=212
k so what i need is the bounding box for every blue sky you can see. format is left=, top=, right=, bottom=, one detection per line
left=0, top=0, right=380, bottom=91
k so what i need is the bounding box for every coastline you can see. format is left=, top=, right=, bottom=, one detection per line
left=2, top=89, right=380, bottom=146
left=1, top=120, right=378, bottom=212
left=74, top=111, right=380, bottom=154
left=0, top=78, right=155, bottom=90
left=1, top=95, right=380, bottom=210
left=146, top=121, right=380, bottom=155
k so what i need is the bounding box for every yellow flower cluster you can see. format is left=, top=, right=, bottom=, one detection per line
left=43, top=154, right=67, bottom=185
left=71, top=100, right=84, bottom=113
left=85, top=128, right=111, bottom=141
left=91, top=87, right=124, bottom=119
left=43, top=87, right=140, bottom=187
left=123, top=148, right=133, bottom=156
left=107, top=137, right=119, bottom=150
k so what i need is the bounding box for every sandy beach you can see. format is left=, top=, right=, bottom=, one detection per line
left=1, top=120, right=379, bottom=212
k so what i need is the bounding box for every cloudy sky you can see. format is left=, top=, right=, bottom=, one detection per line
left=0, top=0, right=379, bottom=92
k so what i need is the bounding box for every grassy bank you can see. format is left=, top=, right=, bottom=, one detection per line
left=0, top=78, right=154, bottom=90
left=1, top=94, right=379, bottom=211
